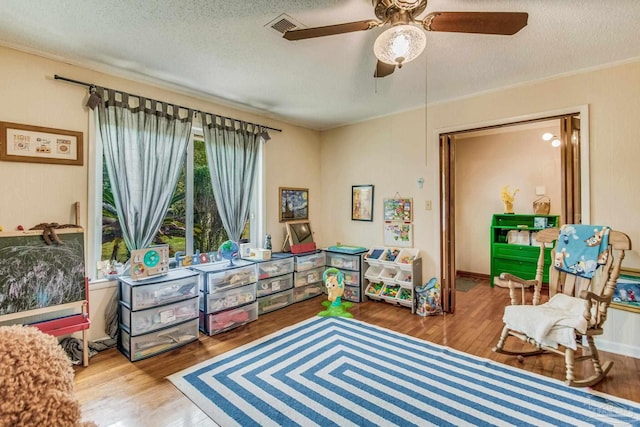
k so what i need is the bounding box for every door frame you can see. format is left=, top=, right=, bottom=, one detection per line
left=438, top=105, right=590, bottom=312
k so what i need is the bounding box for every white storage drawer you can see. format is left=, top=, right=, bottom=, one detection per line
left=119, top=318, right=199, bottom=362
left=258, top=289, right=293, bottom=314
left=293, top=282, right=324, bottom=302
left=326, top=252, right=360, bottom=271
left=119, top=269, right=199, bottom=311
left=191, top=261, right=257, bottom=293
left=294, top=252, right=325, bottom=272
left=120, top=296, right=199, bottom=336
left=343, top=285, right=361, bottom=303
left=200, top=301, right=258, bottom=335
left=293, top=266, right=324, bottom=288
left=257, top=257, right=294, bottom=280
left=200, top=282, right=256, bottom=314
left=257, top=273, right=293, bottom=297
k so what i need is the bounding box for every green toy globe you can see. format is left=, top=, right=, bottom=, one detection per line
left=218, top=240, right=239, bottom=266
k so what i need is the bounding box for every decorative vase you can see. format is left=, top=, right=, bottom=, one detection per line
left=503, top=201, right=514, bottom=214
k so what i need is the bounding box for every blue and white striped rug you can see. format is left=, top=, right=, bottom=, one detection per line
left=168, top=316, right=640, bottom=426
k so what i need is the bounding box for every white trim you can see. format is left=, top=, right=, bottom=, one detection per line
left=596, top=338, right=640, bottom=359
left=87, top=110, right=102, bottom=282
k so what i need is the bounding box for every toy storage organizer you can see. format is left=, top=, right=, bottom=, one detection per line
left=118, top=269, right=200, bottom=361
left=255, top=254, right=295, bottom=314
left=364, top=247, right=422, bottom=313
left=324, top=249, right=368, bottom=303
left=190, top=259, right=258, bottom=336
left=293, top=251, right=326, bottom=303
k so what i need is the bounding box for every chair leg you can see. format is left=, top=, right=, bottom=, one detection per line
left=564, top=348, right=575, bottom=384
left=564, top=336, right=613, bottom=387
left=493, top=326, right=545, bottom=357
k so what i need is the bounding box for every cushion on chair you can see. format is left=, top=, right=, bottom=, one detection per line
left=503, top=293, right=589, bottom=350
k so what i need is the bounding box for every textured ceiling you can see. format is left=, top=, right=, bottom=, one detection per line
left=1, top=0, right=639, bottom=130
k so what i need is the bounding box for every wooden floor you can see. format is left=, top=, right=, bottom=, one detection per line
left=75, top=282, right=640, bottom=426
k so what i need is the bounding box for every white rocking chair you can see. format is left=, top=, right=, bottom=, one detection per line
left=493, top=226, right=631, bottom=387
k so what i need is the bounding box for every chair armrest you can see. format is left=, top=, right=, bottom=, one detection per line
left=579, top=290, right=612, bottom=328
left=499, top=273, right=537, bottom=289
left=499, top=273, right=540, bottom=306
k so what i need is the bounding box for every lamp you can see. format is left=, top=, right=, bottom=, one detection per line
left=393, top=0, right=422, bottom=10
left=373, top=24, right=426, bottom=68
left=542, top=132, right=561, bottom=147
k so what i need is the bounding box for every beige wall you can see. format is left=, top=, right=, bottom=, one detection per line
left=455, top=127, right=562, bottom=275
left=321, top=59, right=640, bottom=356
left=0, top=46, right=321, bottom=339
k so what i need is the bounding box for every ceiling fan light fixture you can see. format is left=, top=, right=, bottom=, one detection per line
left=373, top=24, right=426, bottom=67
left=393, top=0, right=422, bottom=10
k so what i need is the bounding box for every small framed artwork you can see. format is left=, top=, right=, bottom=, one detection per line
left=383, top=197, right=413, bottom=221
left=352, top=185, right=374, bottom=221
left=0, top=121, right=83, bottom=166
left=279, top=187, right=309, bottom=222
left=611, top=269, right=640, bottom=313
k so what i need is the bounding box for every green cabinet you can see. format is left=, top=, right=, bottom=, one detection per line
left=490, top=214, right=560, bottom=286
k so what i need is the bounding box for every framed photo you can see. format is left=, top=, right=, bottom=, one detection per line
left=611, top=269, right=640, bottom=313
left=279, top=187, right=309, bottom=222
left=352, top=185, right=374, bottom=221
left=383, top=197, right=413, bottom=221
left=0, top=121, right=83, bottom=166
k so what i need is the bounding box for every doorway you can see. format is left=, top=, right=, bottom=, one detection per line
left=439, top=109, right=588, bottom=313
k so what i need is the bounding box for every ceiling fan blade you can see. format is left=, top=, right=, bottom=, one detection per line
left=374, top=61, right=395, bottom=78
left=423, top=12, right=528, bottom=35
left=283, top=20, right=379, bottom=41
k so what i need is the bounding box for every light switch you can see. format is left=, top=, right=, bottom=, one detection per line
left=535, top=186, right=546, bottom=196
left=425, top=200, right=432, bottom=211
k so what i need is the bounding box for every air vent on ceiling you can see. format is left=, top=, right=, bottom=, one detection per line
left=266, top=13, right=304, bottom=34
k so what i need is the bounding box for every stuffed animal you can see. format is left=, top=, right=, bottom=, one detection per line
left=0, top=325, right=96, bottom=427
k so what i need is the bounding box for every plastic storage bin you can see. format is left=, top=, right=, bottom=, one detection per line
left=294, top=252, right=326, bottom=272
left=120, top=296, right=199, bottom=336
left=395, top=248, right=420, bottom=269
left=257, top=273, right=293, bottom=297
left=342, top=270, right=360, bottom=287
left=200, top=301, right=258, bottom=335
left=365, top=247, right=386, bottom=266
left=258, top=289, right=293, bottom=314
left=119, top=269, right=199, bottom=311
left=293, top=282, right=324, bottom=302
left=191, top=261, right=257, bottom=293
left=119, top=318, right=199, bottom=362
left=256, top=257, right=294, bottom=280
left=343, top=285, right=361, bottom=303
left=200, top=282, right=256, bottom=314
left=326, top=252, right=359, bottom=270
left=293, top=266, right=324, bottom=288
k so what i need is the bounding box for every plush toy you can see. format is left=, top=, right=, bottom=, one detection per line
left=318, top=268, right=353, bottom=318
left=0, top=325, right=96, bottom=427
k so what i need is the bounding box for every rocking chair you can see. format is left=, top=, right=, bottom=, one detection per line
left=493, top=226, right=631, bottom=387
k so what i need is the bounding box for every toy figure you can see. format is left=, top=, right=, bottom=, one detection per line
left=318, top=268, right=353, bottom=318
left=264, top=233, right=272, bottom=250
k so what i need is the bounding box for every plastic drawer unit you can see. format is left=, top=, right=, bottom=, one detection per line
left=258, top=289, right=294, bottom=315
left=293, top=282, right=324, bottom=302
left=119, top=318, right=199, bottom=362
left=119, top=269, right=199, bottom=311
left=257, top=273, right=293, bottom=297
left=120, top=295, right=199, bottom=336
left=200, top=282, right=256, bottom=314
left=293, top=251, right=326, bottom=272
left=191, top=260, right=257, bottom=293
left=293, top=266, right=324, bottom=288
left=200, top=301, right=259, bottom=336
left=255, top=256, right=294, bottom=280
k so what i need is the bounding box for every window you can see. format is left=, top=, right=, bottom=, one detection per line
left=91, top=123, right=260, bottom=280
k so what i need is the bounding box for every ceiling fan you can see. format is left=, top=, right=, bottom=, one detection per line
left=283, top=0, right=528, bottom=78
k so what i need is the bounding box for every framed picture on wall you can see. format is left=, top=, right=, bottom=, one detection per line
left=611, top=269, right=640, bottom=313
left=279, top=187, right=309, bottom=222
left=383, top=197, right=412, bottom=221
left=383, top=222, right=413, bottom=247
left=0, top=121, right=83, bottom=166
left=352, top=185, right=374, bottom=221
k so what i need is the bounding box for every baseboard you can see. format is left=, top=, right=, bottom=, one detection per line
left=596, top=338, right=640, bottom=358
left=456, top=270, right=490, bottom=281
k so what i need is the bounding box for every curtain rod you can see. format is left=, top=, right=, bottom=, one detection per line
left=54, top=74, right=282, bottom=133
